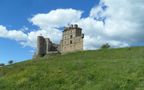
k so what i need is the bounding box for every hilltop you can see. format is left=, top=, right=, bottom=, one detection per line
left=0, top=46, right=144, bottom=90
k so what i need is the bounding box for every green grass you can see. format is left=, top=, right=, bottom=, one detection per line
left=1, top=46, right=144, bottom=90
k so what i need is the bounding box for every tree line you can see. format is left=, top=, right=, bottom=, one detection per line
left=0, top=60, right=14, bottom=67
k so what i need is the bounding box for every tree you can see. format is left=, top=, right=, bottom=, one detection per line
left=0, top=63, right=5, bottom=67
left=101, top=43, right=110, bottom=49
left=8, top=60, right=13, bottom=65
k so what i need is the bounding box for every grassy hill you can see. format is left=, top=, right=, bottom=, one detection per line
left=0, top=47, right=144, bottom=90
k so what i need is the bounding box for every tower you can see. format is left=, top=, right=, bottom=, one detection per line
left=60, top=24, right=84, bottom=53
left=36, top=36, right=46, bottom=57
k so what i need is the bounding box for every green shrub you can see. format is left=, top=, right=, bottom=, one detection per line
left=101, top=43, right=110, bottom=49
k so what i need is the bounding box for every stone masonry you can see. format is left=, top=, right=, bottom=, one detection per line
left=35, top=24, right=84, bottom=57
left=60, top=24, right=84, bottom=53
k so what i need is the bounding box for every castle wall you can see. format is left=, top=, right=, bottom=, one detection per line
left=45, top=38, right=51, bottom=54
left=45, top=38, right=59, bottom=54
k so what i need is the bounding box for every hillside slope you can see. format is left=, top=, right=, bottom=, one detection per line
left=0, top=47, right=144, bottom=90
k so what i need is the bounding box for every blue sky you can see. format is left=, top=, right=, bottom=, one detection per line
left=0, top=0, right=144, bottom=64
left=0, top=0, right=100, bottom=64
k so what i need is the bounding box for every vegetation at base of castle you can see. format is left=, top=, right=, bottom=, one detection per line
left=1, top=46, right=144, bottom=90
left=101, top=43, right=111, bottom=49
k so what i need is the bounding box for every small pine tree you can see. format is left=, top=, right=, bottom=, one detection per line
left=101, top=43, right=110, bottom=49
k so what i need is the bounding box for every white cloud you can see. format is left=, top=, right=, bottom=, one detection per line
left=0, top=25, right=27, bottom=41
left=76, top=17, right=129, bottom=49
left=30, top=8, right=83, bottom=29
left=100, top=0, right=144, bottom=42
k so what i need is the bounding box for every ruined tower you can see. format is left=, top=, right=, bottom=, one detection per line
left=60, top=24, right=84, bottom=53
left=37, top=36, right=46, bottom=57
left=36, top=36, right=59, bottom=57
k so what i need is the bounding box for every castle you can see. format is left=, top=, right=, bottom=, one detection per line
left=35, top=24, right=84, bottom=57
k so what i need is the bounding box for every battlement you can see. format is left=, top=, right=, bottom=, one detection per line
left=64, top=24, right=82, bottom=32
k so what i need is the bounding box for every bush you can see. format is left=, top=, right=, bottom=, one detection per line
left=101, top=43, right=110, bottom=49
left=8, top=60, right=13, bottom=65
left=0, top=63, right=5, bottom=67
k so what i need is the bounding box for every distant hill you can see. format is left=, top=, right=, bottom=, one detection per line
left=0, top=46, right=144, bottom=90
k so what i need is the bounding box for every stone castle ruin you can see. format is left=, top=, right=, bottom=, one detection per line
left=35, top=24, right=84, bottom=57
